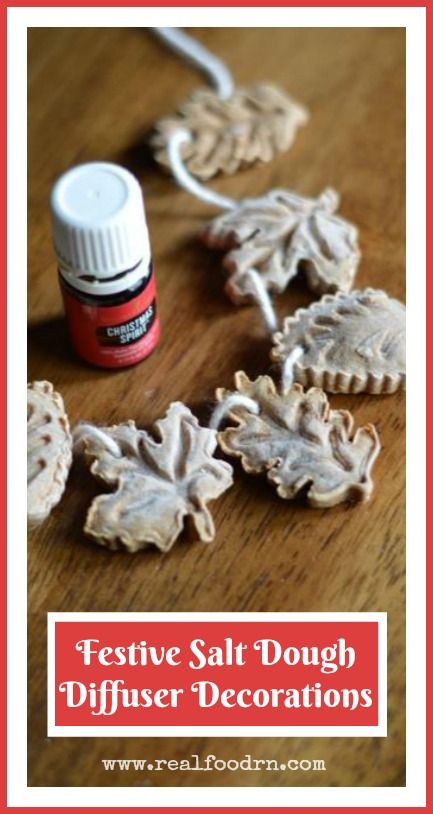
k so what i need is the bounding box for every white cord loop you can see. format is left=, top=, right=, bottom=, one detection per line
left=281, top=346, right=304, bottom=390
left=153, top=27, right=235, bottom=99
left=73, top=424, right=122, bottom=458
left=209, top=394, right=260, bottom=430
left=167, top=130, right=238, bottom=211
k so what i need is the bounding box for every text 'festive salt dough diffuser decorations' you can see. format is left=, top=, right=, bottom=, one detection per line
left=271, top=288, right=406, bottom=394
left=27, top=381, right=72, bottom=527
left=73, top=403, right=233, bottom=553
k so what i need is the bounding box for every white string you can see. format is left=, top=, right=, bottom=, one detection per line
left=245, top=269, right=279, bottom=334
left=167, top=130, right=237, bottom=211
left=281, top=346, right=304, bottom=390
left=167, top=137, right=279, bottom=329
left=153, top=31, right=280, bottom=335
left=210, top=346, right=304, bottom=433
left=152, top=27, right=234, bottom=99
left=209, top=394, right=260, bottom=430
left=73, top=424, right=122, bottom=458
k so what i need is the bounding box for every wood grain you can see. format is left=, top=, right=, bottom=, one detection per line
left=27, top=27, right=405, bottom=788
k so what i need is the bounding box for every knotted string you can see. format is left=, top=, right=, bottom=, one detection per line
left=209, top=394, right=260, bottom=431
left=210, top=344, right=305, bottom=431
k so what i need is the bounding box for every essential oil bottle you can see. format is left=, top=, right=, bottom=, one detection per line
left=50, top=162, right=160, bottom=368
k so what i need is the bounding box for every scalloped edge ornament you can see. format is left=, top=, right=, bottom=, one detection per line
left=271, top=289, right=406, bottom=394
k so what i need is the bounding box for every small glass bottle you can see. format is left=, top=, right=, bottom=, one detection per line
left=50, top=162, right=160, bottom=368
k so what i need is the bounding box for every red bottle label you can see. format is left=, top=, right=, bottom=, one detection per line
left=60, top=270, right=160, bottom=368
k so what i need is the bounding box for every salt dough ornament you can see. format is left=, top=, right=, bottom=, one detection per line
left=73, top=402, right=233, bottom=553
left=27, top=381, right=72, bottom=527
left=215, top=372, right=380, bottom=508
left=271, top=288, right=406, bottom=394
left=151, top=84, right=308, bottom=181
left=200, top=188, right=360, bottom=304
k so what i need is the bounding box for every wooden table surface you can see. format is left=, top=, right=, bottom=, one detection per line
left=27, top=27, right=405, bottom=788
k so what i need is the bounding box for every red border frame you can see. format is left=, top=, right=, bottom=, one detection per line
left=6, top=1, right=429, bottom=810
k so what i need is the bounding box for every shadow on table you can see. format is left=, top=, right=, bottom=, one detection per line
left=27, top=317, right=125, bottom=383
left=116, top=132, right=157, bottom=179
left=28, top=316, right=71, bottom=366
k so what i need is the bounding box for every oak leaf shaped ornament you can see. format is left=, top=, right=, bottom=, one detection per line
left=151, top=84, right=308, bottom=181
left=216, top=372, right=380, bottom=508
left=271, top=289, right=406, bottom=394
left=27, top=381, right=73, bottom=527
left=73, top=403, right=233, bottom=553
left=200, top=188, right=360, bottom=304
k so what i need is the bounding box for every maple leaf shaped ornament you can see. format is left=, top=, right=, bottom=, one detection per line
left=216, top=372, right=380, bottom=508
left=151, top=84, right=308, bottom=181
left=73, top=403, right=233, bottom=553
left=200, top=188, right=360, bottom=304
left=271, top=289, right=406, bottom=394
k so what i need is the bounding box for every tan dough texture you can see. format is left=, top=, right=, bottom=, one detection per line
left=151, top=84, right=308, bottom=180
left=271, top=288, right=406, bottom=394
left=27, top=381, right=72, bottom=527
left=200, top=188, right=360, bottom=304
left=73, top=403, right=233, bottom=553
left=216, top=372, right=380, bottom=508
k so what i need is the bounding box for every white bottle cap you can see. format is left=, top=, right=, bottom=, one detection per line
left=51, top=162, right=151, bottom=289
